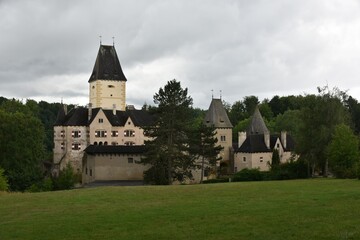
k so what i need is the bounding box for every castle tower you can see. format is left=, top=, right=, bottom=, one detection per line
left=89, top=45, right=127, bottom=111
left=204, top=98, right=233, bottom=161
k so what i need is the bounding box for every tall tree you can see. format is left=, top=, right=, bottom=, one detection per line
left=327, top=124, right=360, bottom=178
left=296, top=87, right=349, bottom=176
left=142, top=80, right=194, bottom=185
left=0, top=109, right=45, bottom=191
left=190, top=123, right=223, bottom=183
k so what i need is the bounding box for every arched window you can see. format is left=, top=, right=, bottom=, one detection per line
left=104, top=141, right=108, bottom=146
left=99, top=142, right=103, bottom=146
left=94, top=142, right=98, bottom=145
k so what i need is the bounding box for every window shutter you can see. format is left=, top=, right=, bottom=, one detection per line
left=105, top=131, right=107, bottom=137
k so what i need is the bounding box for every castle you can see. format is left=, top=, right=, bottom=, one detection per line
left=53, top=44, right=295, bottom=184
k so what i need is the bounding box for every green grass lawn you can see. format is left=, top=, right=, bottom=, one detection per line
left=1, top=179, right=360, bottom=240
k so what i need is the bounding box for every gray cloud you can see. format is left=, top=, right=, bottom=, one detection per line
left=1, top=0, right=360, bottom=109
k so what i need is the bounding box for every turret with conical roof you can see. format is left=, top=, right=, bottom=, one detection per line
left=204, top=98, right=233, bottom=162
left=246, top=106, right=269, bottom=136
left=89, top=45, right=127, bottom=111
left=204, top=98, right=233, bottom=128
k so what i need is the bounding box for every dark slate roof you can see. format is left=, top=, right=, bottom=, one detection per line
left=246, top=106, right=269, bottom=135
left=236, top=133, right=295, bottom=153
left=54, top=105, right=66, bottom=126
left=236, top=134, right=271, bottom=153
left=85, top=145, right=145, bottom=155
left=54, top=107, right=89, bottom=126
left=55, top=106, right=154, bottom=127
left=204, top=98, right=233, bottom=128
left=88, top=45, right=127, bottom=82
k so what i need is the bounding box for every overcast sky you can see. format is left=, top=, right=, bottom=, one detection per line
left=1, top=0, right=360, bottom=109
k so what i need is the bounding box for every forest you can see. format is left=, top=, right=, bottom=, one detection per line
left=1, top=84, right=360, bottom=191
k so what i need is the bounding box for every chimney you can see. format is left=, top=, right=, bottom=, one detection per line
left=113, top=104, right=117, bottom=115
left=238, top=131, right=246, bottom=148
left=88, top=103, right=92, bottom=121
left=64, top=104, right=68, bottom=115
left=264, top=132, right=270, bottom=149
left=281, top=131, right=287, bottom=149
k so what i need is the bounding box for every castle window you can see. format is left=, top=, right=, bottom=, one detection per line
left=95, top=130, right=107, bottom=138
left=61, top=142, right=65, bottom=150
left=99, top=118, right=104, bottom=123
left=220, top=136, right=226, bottom=142
left=260, top=157, right=263, bottom=163
left=128, top=158, right=134, bottom=163
left=104, top=141, right=108, bottom=146
left=72, top=143, right=81, bottom=150
left=243, top=157, right=246, bottom=162
left=108, top=85, right=115, bottom=88
left=277, top=143, right=280, bottom=148
left=125, top=141, right=135, bottom=146
left=94, top=142, right=98, bottom=145
left=111, top=142, right=118, bottom=146
left=72, top=130, right=81, bottom=138
left=99, top=142, right=103, bottom=146
left=60, top=130, right=65, bottom=137
left=124, top=130, right=135, bottom=137
left=111, top=131, right=118, bottom=137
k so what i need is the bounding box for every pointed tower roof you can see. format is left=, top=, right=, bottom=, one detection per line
left=246, top=106, right=269, bottom=135
left=54, top=104, right=66, bottom=126
left=204, top=98, right=233, bottom=128
left=88, top=45, right=127, bottom=82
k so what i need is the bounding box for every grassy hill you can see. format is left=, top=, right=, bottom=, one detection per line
left=1, top=179, right=359, bottom=240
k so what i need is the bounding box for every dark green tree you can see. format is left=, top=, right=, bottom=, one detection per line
left=271, top=149, right=280, bottom=169
left=327, top=124, right=360, bottom=178
left=0, top=109, right=45, bottom=191
left=190, top=123, right=223, bottom=183
left=142, top=80, right=194, bottom=185
left=296, top=87, right=349, bottom=176
left=0, top=167, right=8, bottom=191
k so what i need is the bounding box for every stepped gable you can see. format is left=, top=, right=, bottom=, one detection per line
left=85, top=145, right=145, bottom=155
left=54, top=104, right=66, bottom=126
left=88, top=45, right=127, bottom=82
left=246, top=106, right=269, bottom=135
left=204, top=98, right=233, bottom=128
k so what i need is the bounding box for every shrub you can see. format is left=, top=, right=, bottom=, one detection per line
left=233, top=168, right=263, bottom=182
left=27, top=178, right=53, bottom=192
left=52, top=163, right=76, bottom=190
left=0, top=167, right=9, bottom=191
left=269, top=160, right=308, bottom=180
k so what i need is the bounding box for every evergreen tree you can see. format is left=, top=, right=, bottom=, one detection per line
left=142, top=80, right=193, bottom=185
left=190, top=123, right=223, bottom=183
left=271, top=149, right=280, bottom=169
